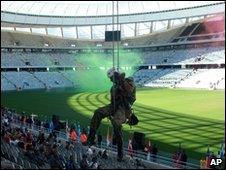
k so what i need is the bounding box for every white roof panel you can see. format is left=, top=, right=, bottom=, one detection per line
left=1, top=1, right=224, bottom=17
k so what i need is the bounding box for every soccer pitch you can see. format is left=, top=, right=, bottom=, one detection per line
left=1, top=88, right=224, bottom=160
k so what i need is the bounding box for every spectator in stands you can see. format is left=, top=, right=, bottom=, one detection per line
left=3, top=116, right=9, bottom=126
left=47, top=132, right=56, bottom=145
left=86, top=146, right=93, bottom=157
left=180, top=149, right=187, bottom=167
left=2, top=133, right=11, bottom=143
left=172, top=151, right=178, bottom=167
left=37, top=131, right=45, bottom=144
left=80, top=154, right=90, bottom=169
left=144, top=140, right=152, bottom=154
left=17, top=140, right=25, bottom=149
left=92, top=149, right=98, bottom=161
left=219, top=153, right=225, bottom=169
left=128, top=139, right=134, bottom=158
left=43, top=121, right=50, bottom=130
left=36, top=119, right=41, bottom=127
left=80, top=131, right=88, bottom=145
left=65, top=141, right=71, bottom=150
left=209, top=152, right=217, bottom=169
left=49, top=120, right=54, bottom=132
left=135, top=159, right=142, bottom=168
left=102, top=149, right=108, bottom=159
left=152, top=144, right=158, bottom=162
left=26, top=116, right=33, bottom=127
left=200, top=159, right=206, bottom=169
left=176, top=150, right=183, bottom=168
left=98, top=150, right=102, bottom=158
left=25, top=131, right=33, bottom=143
left=90, top=156, right=99, bottom=169
left=66, top=155, right=76, bottom=169
left=49, top=153, right=63, bottom=169
left=205, top=152, right=212, bottom=169
left=97, top=132, right=102, bottom=148
left=21, top=115, right=26, bottom=125
left=1, top=126, right=6, bottom=138
left=69, top=128, right=77, bottom=142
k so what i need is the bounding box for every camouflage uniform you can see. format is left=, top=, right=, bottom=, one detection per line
left=88, top=81, right=132, bottom=160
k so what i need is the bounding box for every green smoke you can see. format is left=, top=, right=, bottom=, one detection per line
left=69, top=47, right=143, bottom=92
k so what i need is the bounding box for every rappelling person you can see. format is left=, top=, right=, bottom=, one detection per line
left=87, top=67, right=138, bottom=162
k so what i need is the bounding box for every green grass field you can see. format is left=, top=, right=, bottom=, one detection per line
left=1, top=88, right=225, bottom=160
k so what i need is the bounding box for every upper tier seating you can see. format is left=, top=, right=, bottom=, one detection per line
left=176, top=68, right=225, bottom=89
left=141, top=46, right=225, bottom=65
left=133, top=68, right=225, bottom=90
left=2, top=46, right=225, bottom=68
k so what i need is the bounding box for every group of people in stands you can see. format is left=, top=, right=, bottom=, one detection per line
left=6, top=105, right=223, bottom=169
left=68, top=128, right=88, bottom=145
left=143, top=142, right=158, bottom=162
left=171, top=149, right=188, bottom=168
left=200, top=151, right=225, bottom=169
left=79, top=147, right=109, bottom=169
left=2, top=111, right=62, bottom=168
left=1, top=105, right=112, bottom=169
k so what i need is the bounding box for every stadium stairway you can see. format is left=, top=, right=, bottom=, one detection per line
left=188, top=23, right=201, bottom=37
left=58, top=71, right=75, bottom=87
left=30, top=72, right=47, bottom=89
left=175, top=69, right=196, bottom=85
left=1, top=73, right=17, bottom=89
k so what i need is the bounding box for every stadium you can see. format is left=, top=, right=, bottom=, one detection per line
left=1, top=1, right=225, bottom=169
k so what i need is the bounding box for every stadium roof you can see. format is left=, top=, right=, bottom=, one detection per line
left=1, top=1, right=225, bottom=40
left=1, top=1, right=224, bottom=17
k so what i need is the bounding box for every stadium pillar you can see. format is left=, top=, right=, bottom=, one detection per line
left=61, top=27, right=64, bottom=37
left=45, top=28, right=48, bottom=35
left=185, top=17, right=189, bottom=24
left=91, top=26, right=93, bottom=39
left=134, top=22, right=137, bottom=36
left=167, top=20, right=171, bottom=29
left=76, top=26, right=79, bottom=39
left=150, top=21, right=153, bottom=34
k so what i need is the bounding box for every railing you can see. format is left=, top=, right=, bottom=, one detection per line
left=5, top=114, right=200, bottom=169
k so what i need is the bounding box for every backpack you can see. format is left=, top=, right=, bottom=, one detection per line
left=124, top=77, right=136, bottom=105
left=122, top=77, right=139, bottom=126
left=128, top=111, right=139, bottom=126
